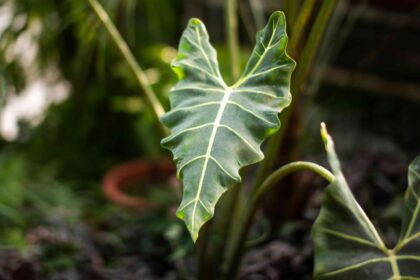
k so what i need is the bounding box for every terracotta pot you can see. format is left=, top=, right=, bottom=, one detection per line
left=102, top=158, right=177, bottom=210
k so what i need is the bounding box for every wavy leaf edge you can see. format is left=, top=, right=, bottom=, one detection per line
left=161, top=11, right=295, bottom=241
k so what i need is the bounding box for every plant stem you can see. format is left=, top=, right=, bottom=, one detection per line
left=197, top=222, right=213, bottom=280
left=292, top=0, right=338, bottom=92
left=254, top=161, right=334, bottom=201
left=196, top=183, right=241, bottom=279
left=283, top=0, right=301, bottom=33
left=225, top=0, right=240, bottom=82
left=223, top=161, right=334, bottom=280
left=289, top=0, right=316, bottom=53
left=88, top=0, right=167, bottom=135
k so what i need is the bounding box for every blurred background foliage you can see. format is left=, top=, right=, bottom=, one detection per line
left=0, top=0, right=419, bottom=278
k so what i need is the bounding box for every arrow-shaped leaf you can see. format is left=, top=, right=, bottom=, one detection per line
left=160, top=12, right=295, bottom=241
left=313, top=124, right=420, bottom=279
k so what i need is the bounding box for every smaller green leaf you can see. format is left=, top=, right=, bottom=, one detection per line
left=312, top=123, right=420, bottom=279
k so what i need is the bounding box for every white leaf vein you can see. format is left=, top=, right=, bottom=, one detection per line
left=209, top=155, right=238, bottom=180
left=176, top=61, right=225, bottom=87
left=233, top=88, right=278, bottom=99
left=321, top=228, right=378, bottom=248
left=177, top=155, right=206, bottom=177
left=247, top=64, right=288, bottom=79
left=171, top=86, right=225, bottom=93
left=218, top=124, right=262, bottom=157
left=227, top=101, right=276, bottom=125
left=320, top=257, right=389, bottom=277
left=164, top=122, right=214, bottom=143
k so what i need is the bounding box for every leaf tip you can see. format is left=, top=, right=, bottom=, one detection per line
left=270, top=11, right=286, bottom=22
left=320, top=122, right=333, bottom=151
left=191, top=232, right=199, bottom=243
left=320, top=123, right=344, bottom=178
left=320, top=122, right=327, bottom=137
left=189, top=17, right=203, bottom=27
left=175, top=207, right=199, bottom=242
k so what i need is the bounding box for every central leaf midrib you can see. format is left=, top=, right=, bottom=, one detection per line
left=191, top=88, right=232, bottom=233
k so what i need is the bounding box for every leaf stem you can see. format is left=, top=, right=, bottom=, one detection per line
left=222, top=161, right=334, bottom=279
left=88, top=0, right=167, bottom=135
left=225, top=0, right=240, bottom=81
left=255, top=161, right=334, bottom=201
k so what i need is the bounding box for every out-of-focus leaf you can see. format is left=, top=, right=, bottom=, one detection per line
left=312, top=124, right=420, bottom=279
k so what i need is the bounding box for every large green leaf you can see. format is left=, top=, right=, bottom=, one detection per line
left=313, top=124, right=420, bottom=279
left=160, top=12, right=295, bottom=241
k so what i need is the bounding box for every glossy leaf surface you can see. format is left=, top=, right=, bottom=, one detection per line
left=313, top=124, right=420, bottom=279
left=161, top=12, right=295, bottom=241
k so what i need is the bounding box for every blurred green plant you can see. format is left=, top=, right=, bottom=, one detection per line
left=0, top=0, right=180, bottom=157
left=0, top=0, right=183, bottom=276
left=0, top=151, right=84, bottom=250
left=313, top=125, right=420, bottom=279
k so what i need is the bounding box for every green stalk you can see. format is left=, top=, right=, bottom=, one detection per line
left=209, top=183, right=243, bottom=277
left=88, top=0, right=167, bottom=135
left=283, top=0, right=301, bottom=32
left=225, top=0, right=240, bottom=81
left=292, top=0, right=338, bottom=93
left=250, top=0, right=338, bottom=194
left=197, top=221, right=213, bottom=280
left=289, top=0, right=316, bottom=52
left=222, top=161, right=335, bottom=279
left=222, top=178, right=247, bottom=265
left=306, top=0, right=364, bottom=97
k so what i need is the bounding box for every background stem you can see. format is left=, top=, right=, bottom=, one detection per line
left=226, top=0, right=240, bottom=82
left=88, top=0, right=167, bottom=135
left=283, top=0, right=301, bottom=33
left=292, top=0, right=338, bottom=92
left=289, top=0, right=316, bottom=53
